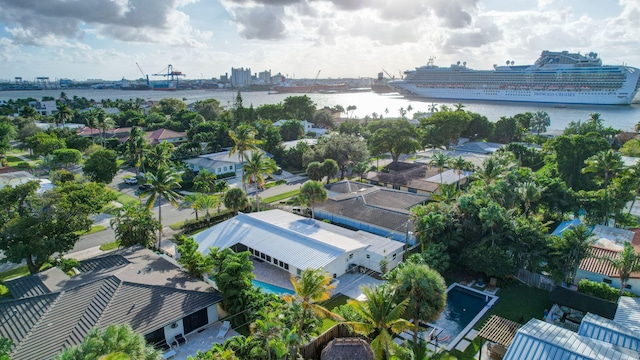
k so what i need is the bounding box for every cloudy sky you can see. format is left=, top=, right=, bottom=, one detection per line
left=0, top=0, right=638, bottom=81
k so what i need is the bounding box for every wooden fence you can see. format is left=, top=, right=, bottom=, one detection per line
left=300, top=323, right=365, bottom=360
left=516, top=268, right=556, bottom=292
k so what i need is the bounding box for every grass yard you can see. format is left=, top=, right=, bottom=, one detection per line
left=99, top=242, right=119, bottom=251
left=479, top=281, right=553, bottom=327
left=106, top=188, right=139, bottom=207
left=75, top=225, right=106, bottom=236
left=262, top=189, right=300, bottom=204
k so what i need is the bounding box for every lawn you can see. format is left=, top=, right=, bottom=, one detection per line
left=262, top=189, right=301, bottom=204
left=479, top=281, right=553, bottom=327
left=105, top=188, right=139, bottom=207
left=75, top=225, right=106, bottom=235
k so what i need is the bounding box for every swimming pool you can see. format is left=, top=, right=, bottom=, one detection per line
left=426, top=284, right=498, bottom=351
left=252, top=279, right=295, bottom=295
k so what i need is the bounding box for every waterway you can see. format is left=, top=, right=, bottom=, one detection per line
left=1, top=89, right=639, bottom=132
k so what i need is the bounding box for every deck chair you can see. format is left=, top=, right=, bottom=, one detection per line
left=172, top=333, right=187, bottom=348
left=217, top=320, right=231, bottom=340
left=486, top=277, right=497, bottom=292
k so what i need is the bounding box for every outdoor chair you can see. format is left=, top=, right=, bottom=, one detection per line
left=486, top=277, right=498, bottom=292
left=172, top=333, right=187, bottom=348
left=217, top=320, right=231, bottom=340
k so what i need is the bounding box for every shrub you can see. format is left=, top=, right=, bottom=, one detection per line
left=577, top=279, right=630, bottom=301
left=55, top=256, right=80, bottom=275
left=217, top=171, right=236, bottom=179
left=182, top=210, right=234, bottom=234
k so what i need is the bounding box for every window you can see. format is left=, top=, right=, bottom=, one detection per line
left=333, top=274, right=337, bottom=278
left=223, top=166, right=227, bottom=171
left=217, top=168, right=221, bottom=173
left=349, top=254, right=353, bottom=259
left=392, top=253, right=397, bottom=260
left=603, top=278, right=612, bottom=284
left=297, top=268, right=302, bottom=276
left=625, top=284, right=632, bottom=289
left=279, top=261, right=284, bottom=267
left=366, top=254, right=370, bottom=259
left=408, top=188, right=417, bottom=193
left=266, top=256, right=271, bottom=262
left=393, top=185, right=400, bottom=190
left=261, top=253, right=266, bottom=260
left=255, top=251, right=261, bottom=257
left=229, top=165, right=234, bottom=170
left=284, top=264, right=289, bottom=270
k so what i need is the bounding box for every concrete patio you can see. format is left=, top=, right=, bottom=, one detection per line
left=166, top=320, right=239, bottom=360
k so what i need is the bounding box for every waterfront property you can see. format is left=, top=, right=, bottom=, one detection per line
left=0, top=246, right=223, bottom=360
left=191, top=209, right=405, bottom=278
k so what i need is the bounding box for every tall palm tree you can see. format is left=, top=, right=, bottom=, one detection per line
left=345, top=285, right=413, bottom=360
left=54, top=104, right=72, bottom=128
left=180, top=193, right=202, bottom=221
left=146, top=141, right=175, bottom=172
left=125, top=126, right=149, bottom=176
left=454, top=102, right=465, bottom=111
left=516, top=181, right=546, bottom=216
left=95, top=110, right=116, bottom=148
left=243, top=151, right=277, bottom=212
left=474, top=156, right=508, bottom=189
left=429, top=152, right=451, bottom=184
left=223, top=187, right=248, bottom=216
left=388, top=262, right=447, bottom=344
left=582, top=149, right=624, bottom=224
left=193, top=169, right=218, bottom=194
left=250, top=310, right=284, bottom=360
left=229, top=125, right=260, bottom=192
left=196, top=193, right=221, bottom=225
left=142, top=166, right=183, bottom=249
left=448, top=156, right=470, bottom=189
left=598, top=242, right=640, bottom=296
left=283, top=269, right=339, bottom=346
left=298, top=181, right=328, bottom=219
left=549, top=224, right=595, bottom=285
left=428, top=103, right=438, bottom=113
left=531, top=111, right=551, bottom=135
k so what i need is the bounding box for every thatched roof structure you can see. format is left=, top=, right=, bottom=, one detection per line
left=320, top=338, right=374, bottom=360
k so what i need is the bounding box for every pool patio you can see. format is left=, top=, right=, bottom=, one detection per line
left=163, top=320, right=239, bottom=360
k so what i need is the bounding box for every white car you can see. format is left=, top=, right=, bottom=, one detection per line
left=124, top=177, right=138, bottom=185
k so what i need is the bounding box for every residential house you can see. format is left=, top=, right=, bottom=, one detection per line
left=0, top=247, right=223, bottom=360
left=273, top=119, right=328, bottom=137
left=144, top=128, right=187, bottom=145
left=184, top=149, right=270, bottom=177
left=28, top=100, right=57, bottom=116
left=366, top=161, right=471, bottom=195
left=314, top=180, right=428, bottom=244
left=191, top=209, right=405, bottom=278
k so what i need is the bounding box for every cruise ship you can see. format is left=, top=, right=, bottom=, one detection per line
left=389, top=50, right=640, bottom=105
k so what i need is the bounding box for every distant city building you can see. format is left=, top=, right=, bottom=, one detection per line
left=231, top=67, right=251, bottom=87
left=219, top=73, right=229, bottom=83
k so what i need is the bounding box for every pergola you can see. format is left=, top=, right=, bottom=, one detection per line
left=476, top=315, right=522, bottom=360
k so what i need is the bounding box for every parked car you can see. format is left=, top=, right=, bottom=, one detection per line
left=124, top=177, right=138, bottom=185
left=138, top=184, right=152, bottom=191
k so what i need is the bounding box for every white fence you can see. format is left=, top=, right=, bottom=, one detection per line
left=517, top=268, right=556, bottom=292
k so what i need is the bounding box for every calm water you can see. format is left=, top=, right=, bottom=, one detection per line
left=2, top=88, right=639, bottom=131
left=429, top=286, right=488, bottom=343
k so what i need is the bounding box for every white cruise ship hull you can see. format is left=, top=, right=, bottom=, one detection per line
left=389, top=83, right=637, bottom=105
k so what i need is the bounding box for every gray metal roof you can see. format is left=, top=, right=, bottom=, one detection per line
left=578, top=313, right=640, bottom=352
left=193, top=210, right=403, bottom=270
left=3, top=275, right=51, bottom=299
left=615, top=297, right=640, bottom=334
left=76, top=254, right=130, bottom=273
left=504, top=319, right=639, bottom=360
left=1, top=276, right=222, bottom=360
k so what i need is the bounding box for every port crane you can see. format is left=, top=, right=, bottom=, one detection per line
left=152, top=64, right=186, bottom=85
left=136, top=62, right=150, bottom=86
left=381, top=68, right=395, bottom=80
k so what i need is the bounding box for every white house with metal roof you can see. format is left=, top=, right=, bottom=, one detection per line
left=191, top=209, right=405, bottom=277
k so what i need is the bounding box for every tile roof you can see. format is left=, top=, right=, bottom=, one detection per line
left=476, top=315, right=522, bottom=347
left=579, top=246, right=640, bottom=279
left=144, top=128, right=187, bottom=145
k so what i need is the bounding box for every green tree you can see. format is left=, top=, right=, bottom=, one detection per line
left=337, top=119, right=364, bottom=136
left=26, top=132, right=65, bottom=156
left=193, top=98, right=223, bottom=121
left=548, top=224, right=595, bottom=285
left=223, top=187, right=249, bottom=216
left=0, top=181, right=114, bottom=274
left=54, top=324, right=161, bottom=360
left=195, top=193, right=221, bottom=224
left=155, top=98, right=187, bottom=116
left=531, top=111, right=551, bottom=135
left=283, top=95, right=316, bottom=121
left=345, top=285, right=413, bottom=360
left=316, top=134, right=369, bottom=179
left=54, top=104, right=73, bottom=128
left=284, top=269, right=338, bottom=347
left=448, top=155, right=472, bottom=189
left=598, top=242, right=640, bottom=296
left=367, top=119, right=421, bottom=162
left=429, top=152, right=451, bottom=184
left=83, top=149, right=118, bottom=183
left=490, top=116, right=519, bottom=143
left=243, top=151, right=278, bottom=212
left=387, top=262, right=447, bottom=344
left=208, top=248, right=255, bottom=325
left=418, top=111, right=470, bottom=148
left=298, top=181, right=328, bottom=219
left=95, top=110, right=116, bottom=148
left=125, top=126, right=150, bottom=176
left=279, top=120, right=305, bottom=141
left=110, top=203, right=161, bottom=249
left=306, top=161, right=324, bottom=182
left=194, top=169, right=218, bottom=194
left=0, top=337, right=11, bottom=360
left=582, top=149, right=624, bottom=225
left=0, top=117, right=15, bottom=159
left=141, top=167, right=183, bottom=249
left=545, top=134, right=610, bottom=191
left=321, top=159, right=339, bottom=183
left=229, top=125, right=260, bottom=192
left=177, top=236, right=213, bottom=278
left=146, top=141, right=175, bottom=172
left=52, top=148, right=82, bottom=170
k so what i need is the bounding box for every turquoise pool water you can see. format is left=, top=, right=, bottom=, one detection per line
left=422, top=285, right=494, bottom=346
left=252, top=279, right=295, bottom=295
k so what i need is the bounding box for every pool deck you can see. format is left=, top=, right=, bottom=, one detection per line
left=165, top=320, right=240, bottom=360
left=251, top=256, right=295, bottom=291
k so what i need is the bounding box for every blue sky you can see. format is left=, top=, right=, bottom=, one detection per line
left=0, top=0, right=638, bottom=81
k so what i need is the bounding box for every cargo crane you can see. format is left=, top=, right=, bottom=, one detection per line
left=136, top=62, right=150, bottom=86
left=151, top=64, right=186, bottom=90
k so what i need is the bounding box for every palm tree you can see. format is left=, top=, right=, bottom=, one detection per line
left=193, top=169, right=218, bottom=194
left=345, top=285, right=413, bottom=360
left=125, top=126, right=149, bottom=176
left=549, top=224, right=595, bottom=285
left=54, top=104, right=73, bottom=128
left=429, top=152, right=451, bottom=184
left=223, top=187, right=248, bottom=215
left=250, top=310, right=284, bottom=360
left=243, top=151, right=277, bottom=212
left=19, top=105, right=39, bottom=120
left=431, top=183, right=460, bottom=204
left=196, top=193, right=221, bottom=225
left=598, top=242, right=640, bottom=296
left=454, top=102, right=465, bottom=112
left=531, top=111, right=551, bottom=135
left=283, top=269, right=339, bottom=345
left=388, top=262, right=447, bottom=344
left=142, top=167, right=183, bottom=249
left=516, top=181, right=546, bottom=216
left=229, top=125, right=260, bottom=192
left=95, top=110, right=116, bottom=148
left=146, top=141, right=175, bottom=172
left=54, top=324, right=161, bottom=360
left=448, top=156, right=470, bottom=189
left=474, top=156, right=508, bottom=189
left=298, top=181, right=328, bottom=219
left=428, top=103, right=438, bottom=113
left=582, top=149, right=624, bottom=224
